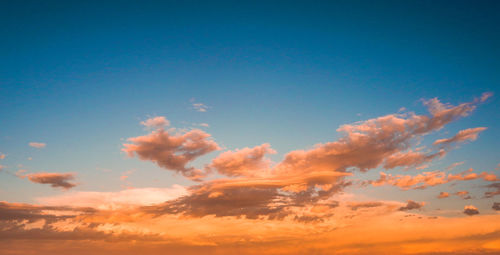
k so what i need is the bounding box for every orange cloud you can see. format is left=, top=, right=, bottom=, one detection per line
left=371, top=168, right=499, bottom=190
left=464, top=205, right=480, bottom=216
left=438, top=192, right=450, bottom=198
left=206, top=143, right=276, bottom=177
left=36, top=186, right=187, bottom=210
left=384, top=149, right=446, bottom=169
left=122, top=129, right=220, bottom=180
left=434, top=127, right=487, bottom=146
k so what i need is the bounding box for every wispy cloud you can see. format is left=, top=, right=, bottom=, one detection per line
left=29, top=142, right=46, bottom=149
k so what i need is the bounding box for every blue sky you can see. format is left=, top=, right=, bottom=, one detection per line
left=1, top=0, right=499, bottom=207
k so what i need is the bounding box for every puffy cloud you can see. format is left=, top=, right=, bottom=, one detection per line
left=140, top=116, right=170, bottom=129
left=206, top=144, right=276, bottom=177
left=122, top=129, right=220, bottom=180
left=25, top=172, right=77, bottom=189
left=398, top=200, right=424, bottom=211
left=130, top=95, right=486, bottom=220
left=463, top=205, right=479, bottom=216
left=275, top=96, right=481, bottom=176
left=29, top=142, right=46, bottom=149
left=438, top=192, right=450, bottom=199
left=433, top=127, right=487, bottom=146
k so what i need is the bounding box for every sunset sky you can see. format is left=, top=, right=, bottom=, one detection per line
left=1, top=1, right=500, bottom=254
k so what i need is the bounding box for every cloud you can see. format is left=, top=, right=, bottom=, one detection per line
left=464, top=205, right=479, bottom=216
left=480, top=92, right=493, bottom=102
left=348, top=201, right=384, bottom=211
left=446, top=161, right=465, bottom=170
left=191, top=101, right=209, bottom=112
left=37, top=186, right=187, bottom=210
left=455, top=190, right=472, bottom=200
left=438, top=192, right=450, bottom=199
left=383, top=149, right=446, bottom=170
left=371, top=168, right=499, bottom=190
left=25, top=172, right=77, bottom=189
left=433, top=127, right=487, bottom=146
left=275, top=96, right=481, bottom=177
left=0, top=153, right=5, bottom=159
left=0, top=201, right=95, bottom=223
left=120, top=169, right=134, bottom=182
left=140, top=116, right=170, bottom=129
left=398, top=200, right=425, bottom=211
left=122, top=129, right=220, bottom=180
left=142, top=170, right=350, bottom=220
left=484, top=183, right=500, bottom=198
left=131, top=95, right=488, bottom=221
left=29, top=142, right=46, bottom=149
left=206, top=143, right=276, bottom=177
left=492, top=202, right=500, bottom=211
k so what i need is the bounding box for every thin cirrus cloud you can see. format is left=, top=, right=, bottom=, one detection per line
left=190, top=98, right=209, bottom=112
left=29, top=142, right=46, bottom=149
left=24, top=172, right=77, bottom=189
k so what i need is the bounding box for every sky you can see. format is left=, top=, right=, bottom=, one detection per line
left=1, top=0, right=500, bottom=254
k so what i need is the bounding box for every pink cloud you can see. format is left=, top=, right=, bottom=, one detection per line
left=480, top=92, right=493, bottom=102
left=29, top=142, right=46, bottom=149
left=140, top=116, right=170, bottom=129
left=433, top=127, right=487, bottom=146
